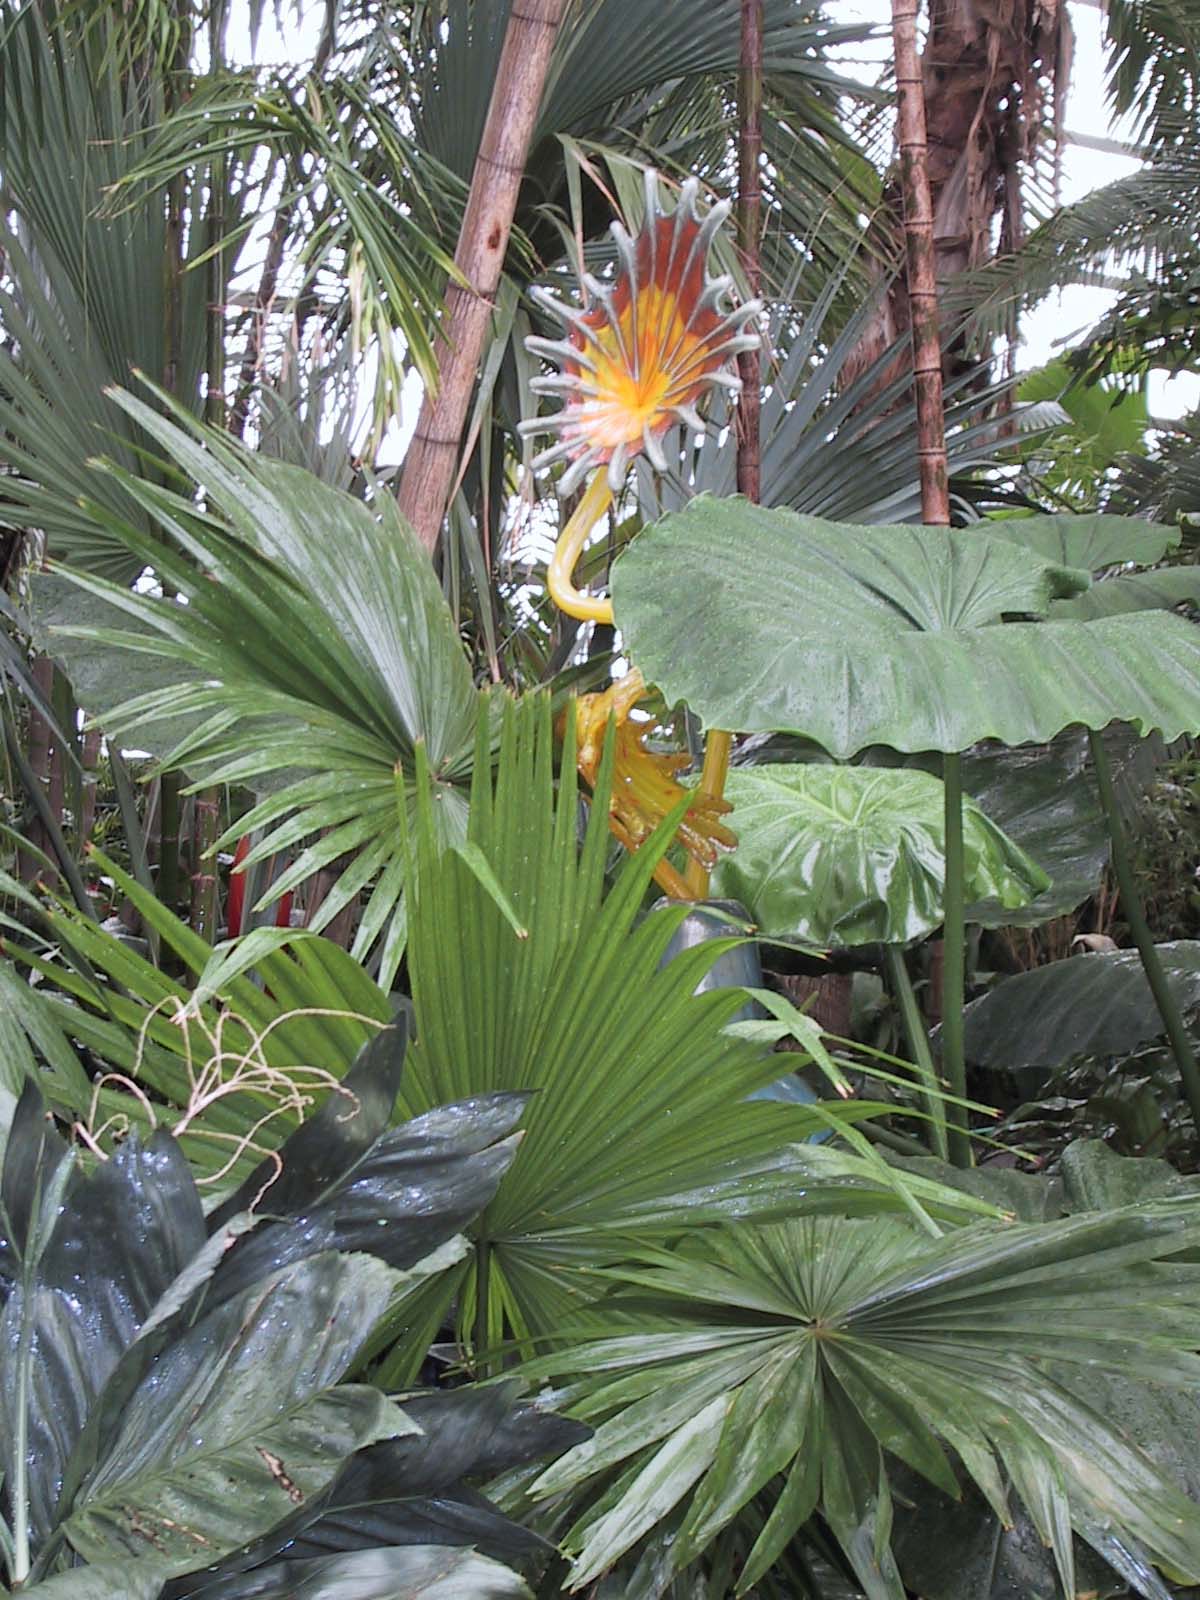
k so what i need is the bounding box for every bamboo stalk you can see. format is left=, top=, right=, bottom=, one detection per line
left=397, top=0, right=569, bottom=555
left=1089, top=731, right=1200, bottom=1126
left=891, top=0, right=950, bottom=527
left=735, top=0, right=763, bottom=505
left=891, top=0, right=970, bottom=1162
left=682, top=0, right=763, bottom=901
left=190, top=0, right=228, bottom=942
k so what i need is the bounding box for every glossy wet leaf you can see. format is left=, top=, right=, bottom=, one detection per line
left=710, top=764, right=1048, bottom=946
left=167, top=1381, right=585, bottom=1596
left=21, top=1563, right=172, bottom=1599
left=200, top=1545, right=534, bottom=1598
left=957, top=732, right=1112, bottom=927
left=0, top=1130, right=206, bottom=1548
left=893, top=1484, right=1121, bottom=1600
left=521, top=1208, right=1200, bottom=1592
left=962, top=942, right=1200, bottom=1072
left=64, top=1252, right=408, bottom=1571
left=612, top=497, right=1200, bottom=755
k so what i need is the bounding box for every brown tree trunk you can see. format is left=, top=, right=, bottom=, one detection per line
left=893, top=0, right=950, bottom=526
left=847, top=0, right=1070, bottom=388
left=397, top=0, right=569, bottom=557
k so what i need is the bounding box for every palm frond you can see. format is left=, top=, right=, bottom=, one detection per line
left=396, top=694, right=998, bottom=1355
left=520, top=1206, right=1200, bottom=1595
left=51, top=389, right=480, bottom=985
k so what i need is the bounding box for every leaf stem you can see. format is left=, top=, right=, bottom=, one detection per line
left=941, top=751, right=971, bottom=1167
left=1089, top=730, right=1200, bottom=1126
left=883, top=944, right=949, bottom=1162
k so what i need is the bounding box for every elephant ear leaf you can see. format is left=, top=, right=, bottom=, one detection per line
left=981, top=511, right=1179, bottom=570
left=711, top=764, right=1048, bottom=946
left=612, top=498, right=1200, bottom=756
left=962, top=942, right=1200, bottom=1074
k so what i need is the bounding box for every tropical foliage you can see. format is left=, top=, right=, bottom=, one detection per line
left=4, top=0, right=1200, bottom=1596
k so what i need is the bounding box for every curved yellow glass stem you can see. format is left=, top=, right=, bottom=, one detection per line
left=547, top=471, right=615, bottom=625
left=549, top=466, right=735, bottom=902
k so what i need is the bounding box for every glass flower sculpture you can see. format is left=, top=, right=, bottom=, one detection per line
left=522, top=172, right=759, bottom=892
left=521, top=170, right=761, bottom=498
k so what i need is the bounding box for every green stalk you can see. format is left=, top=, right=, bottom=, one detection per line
left=884, top=944, right=949, bottom=1162
left=1090, top=730, right=1200, bottom=1126
left=941, top=751, right=971, bottom=1167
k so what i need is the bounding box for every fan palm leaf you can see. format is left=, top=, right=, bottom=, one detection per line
left=51, top=390, right=480, bottom=984
left=520, top=1206, right=1200, bottom=1595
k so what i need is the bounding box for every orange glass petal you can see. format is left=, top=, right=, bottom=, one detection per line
left=575, top=671, right=737, bottom=892
left=521, top=171, right=761, bottom=493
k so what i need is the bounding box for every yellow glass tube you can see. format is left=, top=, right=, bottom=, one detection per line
left=547, top=472, right=615, bottom=625
left=682, top=729, right=733, bottom=898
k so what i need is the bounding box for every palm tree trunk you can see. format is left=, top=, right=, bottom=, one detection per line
left=396, top=0, right=568, bottom=556
left=847, top=0, right=1070, bottom=390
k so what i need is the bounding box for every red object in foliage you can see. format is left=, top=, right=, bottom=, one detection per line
left=227, top=836, right=293, bottom=937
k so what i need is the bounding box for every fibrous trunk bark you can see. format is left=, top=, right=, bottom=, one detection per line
left=397, top=0, right=569, bottom=556
left=848, top=0, right=1070, bottom=387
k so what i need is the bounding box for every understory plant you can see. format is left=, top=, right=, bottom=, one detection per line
left=0, top=1023, right=583, bottom=1597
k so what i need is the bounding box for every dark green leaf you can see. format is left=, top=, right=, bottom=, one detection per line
left=64, top=1252, right=407, bottom=1572
left=962, top=942, right=1200, bottom=1072
left=194, top=1545, right=533, bottom=1599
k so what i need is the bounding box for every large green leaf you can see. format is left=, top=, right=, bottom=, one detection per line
left=962, top=942, right=1200, bottom=1073
left=63, top=1252, right=409, bottom=1572
left=30, top=574, right=205, bottom=768
left=1050, top=565, right=1200, bottom=621
left=202, top=1546, right=534, bottom=1599
left=893, top=1487, right=1122, bottom=1600
left=520, top=1208, right=1200, bottom=1595
left=957, top=733, right=1112, bottom=928
left=21, top=1565, right=171, bottom=1600
left=983, top=511, right=1178, bottom=570
left=172, top=1383, right=584, bottom=1596
left=0, top=1126, right=206, bottom=1551
left=612, top=498, right=1200, bottom=755
left=710, top=764, right=1048, bottom=947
